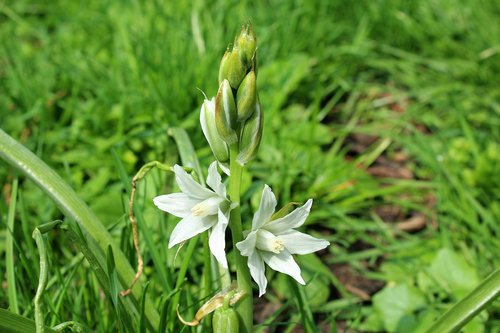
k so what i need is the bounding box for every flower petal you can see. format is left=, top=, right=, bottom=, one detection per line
left=206, top=161, right=226, bottom=198
left=209, top=209, right=229, bottom=268
left=168, top=215, right=216, bottom=248
left=265, top=199, right=313, bottom=234
left=252, top=185, right=277, bottom=230
left=261, top=250, right=305, bottom=285
left=153, top=193, right=199, bottom=218
left=236, top=230, right=258, bottom=257
left=280, top=230, right=329, bottom=254
left=173, top=165, right=214, bottom=199
left=218, top=161, right=230, bottom=176
left=248, top=251, right=267, bottom=297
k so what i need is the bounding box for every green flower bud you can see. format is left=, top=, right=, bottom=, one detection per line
left=236, top=71, right=257, bottom=122
left=215, top=79, right=238, bottom=145
left=237, top=24, right=256, bottom=67
left=237, top=99, right=263, bottom=166
left=212, top=307, right=239, bottom=333
left=218, top=50, right=230, bottom=85
left=225, top=48, right=247, bottom=89
left=200, top=98, right=229, bottom=163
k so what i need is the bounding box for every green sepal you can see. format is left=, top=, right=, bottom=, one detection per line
left=215, top=80, right=238, bottom=145
left=218, top=50, right=230, bottom=85
left=237, top=99, right=263, bottom=165
left=212, top=307, right=239, bottom=333
left=200, top=98, right=229, bottom=162
left=236, top=24, right=256, bottom=67
left=236, top=71, right=257, bottom=122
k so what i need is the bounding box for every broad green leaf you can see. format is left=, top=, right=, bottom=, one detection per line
left=372, top=283, right=426, bottom=332
left=427, top=248, right=479, bottom=298
left=0, top=308, right=56, bottom=333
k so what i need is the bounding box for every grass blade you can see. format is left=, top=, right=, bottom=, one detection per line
left=6, top=177, right=19, bottom=314
left=0, top=308, right=56, bottom=333
left=426, top=267, right=500, bottom=333
left=0, top=129, right=159, bottom=331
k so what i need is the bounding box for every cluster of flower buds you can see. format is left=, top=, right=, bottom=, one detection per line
left=200, top=24, right=263, bottom=166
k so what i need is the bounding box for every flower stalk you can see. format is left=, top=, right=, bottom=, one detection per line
left=228, top=144, right=253, bottom=333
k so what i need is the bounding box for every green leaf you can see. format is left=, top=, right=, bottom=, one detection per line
left=372, top=283, right=427, bottom=332
left=427, top=248, right=479, bottom=298
left=0, top=308, right=56, bottom=333
left=168, top=127, right=203, bottom=183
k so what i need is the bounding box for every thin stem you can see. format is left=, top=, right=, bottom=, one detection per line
left=228, top=145, right=253, bottom=333
left=425, top=267, right=500, bottom=333
left=32, top=228, right=48, bottom=333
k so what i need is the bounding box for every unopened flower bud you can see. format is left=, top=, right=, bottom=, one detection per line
left=215, top=80, right=238, bottom=145
left=212, top=307, right=239, bottom=333
left=218, top=47, right=246, bottom=89
left=236, top=71, right=257, bottom=122
left=237, top=99, right=263, bottom=165
left=237, top=24, right=256, bottom=67
left=200, top=98, right=229, bottom=163
left=218, top=50, right=230, bottom=85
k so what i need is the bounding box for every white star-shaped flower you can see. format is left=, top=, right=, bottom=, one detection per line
left=236, top=185, right=330, bottom=296
left=153, top=162, right=231, bottom=268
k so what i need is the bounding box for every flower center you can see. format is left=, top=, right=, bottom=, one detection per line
left=256, top=229, right=285, bottom=254
left=191, top=196, right=223, bottom=217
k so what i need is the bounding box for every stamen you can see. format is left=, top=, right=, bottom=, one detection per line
left=256, top=229, right=285, bottom=254
left=190, top=196, right=223, bottom=217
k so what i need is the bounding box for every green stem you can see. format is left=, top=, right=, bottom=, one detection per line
left=425, top=267, right=500, bottom=333
left=228, top=145, right=253, bottom=333
left=32, top=228, right=48, bottom=333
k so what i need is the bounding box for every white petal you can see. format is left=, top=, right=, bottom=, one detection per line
left=191, top=196, right=224, bottom=217
left=153, top=193, right=199, bottom=218
left=209, top=209, right=229, bottom=268
left=218, top=162, right=230, bottom=176
left=168, top=215, right=216, bottom=248
left=261, top=250, right=305, bottom=285
left=265, top=199, right=313, bottom=234
left=236, top=230, right=258, bottom=257
left=173, top=165, right=214, bottom=200
left=200, top=99, right=211, bottom=141
left=280, top=230, right=329, bottom=254
left=200, top=98, right=215, bottom=146
left=248, top=251, right=267, bottom=297
left=206, top=161, right=226, bottom=198
left=252, top=185, right=277, bottom=230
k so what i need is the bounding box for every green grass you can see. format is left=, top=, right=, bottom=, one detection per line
left=1, top=0, right=499, bottom=332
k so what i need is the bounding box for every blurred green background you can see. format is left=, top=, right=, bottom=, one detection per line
left=1, top=0, right=499, bottom=332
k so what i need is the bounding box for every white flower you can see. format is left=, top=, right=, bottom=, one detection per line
left=236, top=185, right=330, bottom=296
left=153, top=162, right=231, bottom=268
